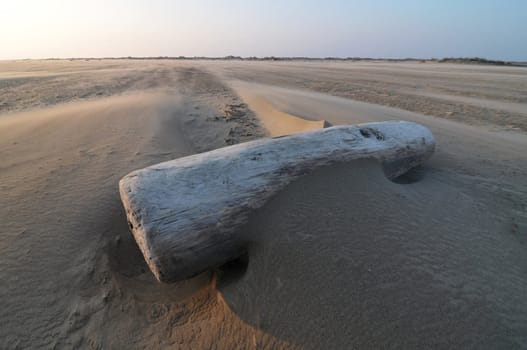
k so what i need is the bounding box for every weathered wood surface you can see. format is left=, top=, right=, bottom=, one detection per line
left=119, top=121, right=435, bottom=282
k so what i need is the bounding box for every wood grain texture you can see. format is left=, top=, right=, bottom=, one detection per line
left=119, top=121, right=435, bottom=282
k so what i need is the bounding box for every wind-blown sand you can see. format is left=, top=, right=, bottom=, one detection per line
left=1, top=60, right=526, bottom=349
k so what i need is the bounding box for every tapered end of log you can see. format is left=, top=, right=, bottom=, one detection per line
left=119, top=121, right=435, bottom=282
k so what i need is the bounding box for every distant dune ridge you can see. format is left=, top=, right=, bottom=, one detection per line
left=1, top=60, right=526, bottom=349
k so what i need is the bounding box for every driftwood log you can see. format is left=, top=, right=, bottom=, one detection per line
left=119, top=121, right=435, bottom=282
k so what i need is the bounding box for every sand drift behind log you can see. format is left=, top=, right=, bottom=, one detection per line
left=119, top=121, right=435, bottom=282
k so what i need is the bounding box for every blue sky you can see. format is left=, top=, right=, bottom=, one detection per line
left=1, top=0, right=526, bottom=60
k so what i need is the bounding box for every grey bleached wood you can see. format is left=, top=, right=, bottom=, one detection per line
left=119, top=121, right=435, bottom=282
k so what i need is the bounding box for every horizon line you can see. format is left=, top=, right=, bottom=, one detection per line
left=2, top=56, right=526, bottom=65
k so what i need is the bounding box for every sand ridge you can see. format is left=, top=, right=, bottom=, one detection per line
left=232, top=82, right=330, bottom=136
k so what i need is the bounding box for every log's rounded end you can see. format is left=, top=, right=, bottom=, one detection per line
left=355, top=121, right=435, bottom=179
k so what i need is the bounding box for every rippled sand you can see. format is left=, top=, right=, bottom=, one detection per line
left=1, top=60, right=526, bottom=349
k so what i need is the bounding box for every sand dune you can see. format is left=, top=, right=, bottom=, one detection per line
left=233, top=83, right=329, bottom=136
left=1, top=60, right=526, bottom=349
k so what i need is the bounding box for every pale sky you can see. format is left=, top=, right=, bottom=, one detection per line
left=1, top=0, right=526, bottom=60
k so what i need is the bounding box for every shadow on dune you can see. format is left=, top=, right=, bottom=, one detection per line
left=217, top=159, right=527, bottom=349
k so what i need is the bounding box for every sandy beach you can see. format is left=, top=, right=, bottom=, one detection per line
left=1, top=59, right=527, bottom=349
